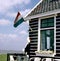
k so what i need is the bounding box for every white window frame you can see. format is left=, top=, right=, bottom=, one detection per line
left=37, top=15, right=56, bottom=56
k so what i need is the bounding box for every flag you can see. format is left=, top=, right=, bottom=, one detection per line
left=14, top=12, right=24, bottom=27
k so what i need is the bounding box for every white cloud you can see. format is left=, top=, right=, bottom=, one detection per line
left=20, top=30, right=27, bottom=35
left=0, top=0, right=31, bottom=12
left=0, top=33, right=18, bottom=40
left=0, top=19, right=11, bottom=26
left=0, top=33, right=27, bottom=51
left=6, top=9, right=31, bottom=19
left=8, top=34, right=18, bottom=39
left=20, top=9, right=31, bottom=17
left=6, top=12, right=17, bottom=18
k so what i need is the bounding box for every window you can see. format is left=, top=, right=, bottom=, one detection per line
left=41, top=17, right=54, bottom=28
left=40, top=17, right=54, bottom=52
left=40, top=30, right=54, bottom=51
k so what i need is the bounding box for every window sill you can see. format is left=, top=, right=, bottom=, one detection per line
left=35, top=50, right=55, bottom=57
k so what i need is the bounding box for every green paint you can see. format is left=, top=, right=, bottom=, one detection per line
left=41, top=17, right=54, bottom=28
left=14, top=18, right=24, bottom=27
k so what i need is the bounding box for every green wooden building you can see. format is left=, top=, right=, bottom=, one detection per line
left=25, top=0, right=60, bottom=60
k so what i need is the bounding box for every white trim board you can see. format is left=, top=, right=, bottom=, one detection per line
left=24, top=9, right=60, bottom=20
left=24, top=0, right=43, bottom=18
left=54, top=15, right=56, bottom=55
left=38, top=18, right=40, bottom=51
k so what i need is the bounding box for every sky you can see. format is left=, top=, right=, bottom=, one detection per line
left=0, top=0, right=40, bottom=51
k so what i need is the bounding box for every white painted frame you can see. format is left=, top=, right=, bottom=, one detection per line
left=25, top=9, right=60, bottom=20
left=54, top=14, right=56, bottom=55
left=38, top=18, right=40, bottom=51
left=25, top=0, right=43, bottom=18
left=37, top=15, right=56, bottom=56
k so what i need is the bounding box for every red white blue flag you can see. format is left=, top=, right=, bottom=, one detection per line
left=14, top=12, right=24, bottom=27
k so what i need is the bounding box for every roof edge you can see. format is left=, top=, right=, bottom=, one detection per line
left=25, top=9, right=60, bottom=20
left=24, top=0, right=43, bottom=18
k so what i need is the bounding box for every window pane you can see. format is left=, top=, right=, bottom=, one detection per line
left=50, top=30, right=54, bottom=50
left=48, top=23, right=54, bottom=27
left=48, top=17, right=54, bottom=23
left=40, top=31, right=46, bottom=50
left=41, top=19, right=47, bottom=23
left=40, top=29, right=54, bottom=51
left=41, top=23, right=47, bottom=28
left=41, top=17, right=54, bottom=28
left=47, top=36, right=50, bottom=50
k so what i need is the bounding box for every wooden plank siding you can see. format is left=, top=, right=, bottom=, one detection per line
left=26, top=0, right=60, bottom=59
left=55, top=15, right=60, bottom=59
left=29, top=18, right=38, bottom=58
left=29, top=15, right=60, bottom=59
